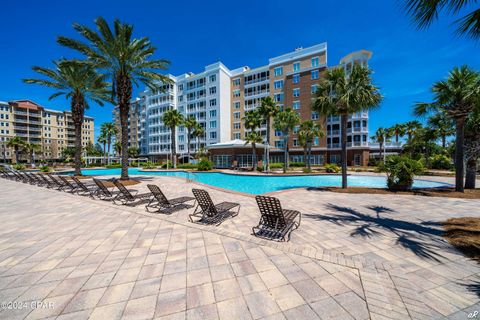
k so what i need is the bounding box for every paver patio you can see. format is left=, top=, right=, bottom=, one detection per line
left=0, top=175, right=479, bottom=319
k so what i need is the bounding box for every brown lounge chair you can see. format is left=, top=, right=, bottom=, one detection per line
left=58, top=175, right=80, bottom=193
left=46, top=173, right=65, bottom=190
left=145, top=184, right=196, bottom=214
left=252, top=195, right=301, bottom=242
left=112, top=179, right=152, bottom=205
left=190, top=189, right=240, bottom=225
left=71, top=176, right=97, bottom=197
left=92, top=178, right=123, bottom=201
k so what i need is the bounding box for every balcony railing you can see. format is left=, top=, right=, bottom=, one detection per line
left=328, top=143, right=340, bottom=148
left=329, top=130, right=340, bottom=135
left=347, top=141, right=368, bottom=147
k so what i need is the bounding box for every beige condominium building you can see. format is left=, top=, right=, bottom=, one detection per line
left=228, top=43, right=371, bottom=167
left=112, top=97, right=143, bottom=151
left=0, top=100, right=94, bottom=163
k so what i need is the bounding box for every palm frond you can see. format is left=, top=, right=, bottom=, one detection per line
left=405, top=0, right=444, bottom=29
left=455, top=8, right=480, bottom=39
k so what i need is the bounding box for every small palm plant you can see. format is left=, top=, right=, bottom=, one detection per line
left=274, top=108, right=300, bottom=173
left=100, top=122, right=118, bottom=164
left=390, top=123, right=406, bottom=143
left=24, top=143, right=41, bottom=168
left=6, top=137, right=25, bottom=164
left=97, top=134, right=107, bottom=164
left=58, top=17, right=171, bottom=180
left=257, top=96, right=280, bottom=171
left=245, top=132, right=263, bottom=170
left=243, top=110, right=263, bottom=170
left=192, top=124, right=205, bottom=153
left=372, top=127, right=391, bottom=162
left=162, top=109, right=184, bottom=169
left=298, top=120, right=324, bottom=170
left=414, top=65, right=480, bottom=192
left=183, top=116, right=198, bottom=162
left=313, top=64, right=382, bottom=188
left=23, top=60, right=110, bottom=176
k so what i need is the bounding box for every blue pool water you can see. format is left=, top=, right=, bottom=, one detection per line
left=79, top=168, right=451, bottom=195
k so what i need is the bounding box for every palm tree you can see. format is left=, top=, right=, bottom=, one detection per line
left=464, top=111, right=480, bottom=189
left=404, top=120, right=422, bottom=142
left=427, top=112, right=455, bottom=148
left=162, top=109, right=184, bottom=169
left=373, top=127, right=390, bottom=162
left=298, top=120, right=324, bottom=170
left=274, top=108, right=301, bottom=173
left=404, top=0, right=480, bottom=39
left=58, top=17, right=171, bottom=180
left=313, top=64, right=382, bottom=188
left=257, top=96, right=280, bottom=171
left=100, top=122, right=118, bottom=164
left=24, top=60, right=109, bottom=176
left=414, top=66, right=480, bottom=192
left=183, top=116, right=198, bottom=163
left=24, top=143, right=41, bottom=168
left=193, top=124, right=205, bottom=152
left=97, top=134, right=107, bottom=164
left=7, top=137, right=25, bottom=164
left=244, top=132, right=263, bottom=170
left=390, top=123, right=406, bottom=143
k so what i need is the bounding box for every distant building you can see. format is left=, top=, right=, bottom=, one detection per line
left=113, top=97, right=143, bottom=152
left=122, top=42, right=373, bottom=166
left=0, top=100, right=94, bottom=162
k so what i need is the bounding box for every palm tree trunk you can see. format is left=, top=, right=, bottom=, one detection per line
left=303, top=145, right=307, bottom=169
left=30, top=152, right=34, bottom=168
left=71, top=98, right=85, bottom=177
left=117, top=73, right=132, bottom=180
left=341, top=114, right=348, bottom=188
left=103, top=142, right=107, bottom=165
left=14, top=147, right=19, bottom=164
left=171, top=127, right=177, bottom=169
left=454, top=117, right=466, bottom=192
left=442, top=135, right=446, bottom=149
left=187, top=130, right=191, bottom=163
left=307, top=142, right=312, bottom=170
left=252, top=143, right=257, bottom=170
left=465, top=158, right=477, bottom=189
left=283, top=134, right=288, bottom=173
left=266, top=118, right=270, bottom=171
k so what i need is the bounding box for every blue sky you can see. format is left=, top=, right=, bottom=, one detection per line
left=1, top=0, right=478, bottom=141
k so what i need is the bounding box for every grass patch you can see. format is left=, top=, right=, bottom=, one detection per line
left=308, top=187, right=480, bottom=199
left=443, top=217, right=480, bottom=262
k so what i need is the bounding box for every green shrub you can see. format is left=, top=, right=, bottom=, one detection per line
left=141, top=161, right=157, bottom=169
left=269, top=163, right=284, bottom=169
left=256, top=166, right=264, bottom=172
left=303, top=168, right=312, bottom=173
left=13, top=164, right=26, bottom=170
left=161, top=161, right=173, bottom=169
left=428, top=154, right=453, bottom=170
left=106, top=163, right=122, bottom=169
left=289, top=162, right=305, bottom=167
left=177, top=163, right=198, bottom=169
left=379, top=155, right=424, bottom=191
left=39, top=165, right=51, bottom=173
left=324, top=163, right=340, bottom=173
left=197, top=158, right=213, bottom=171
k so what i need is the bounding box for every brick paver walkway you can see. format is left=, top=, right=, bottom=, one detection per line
left=0, top=175, right=479, bottom=319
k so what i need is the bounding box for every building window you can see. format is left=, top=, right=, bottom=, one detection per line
left=274, top=93, right=284, bottom=103
left=275, top=140, right=284, bottom=148
left=209, top=99, right=217, bottom=107
left=233, top=78, right=240, bottom=86
left=233, top=122, right=241, bottom=130
left=293, top=125, right=300, bottom=134
left=293, top=139, right=299, bottom=147
left=209, top=121, right=217, bottom=128
left=209, top=74, right=216, bottom=82
left=209, top=87, right=217, bottom=95
left=234, top=102, right=240, bottom=109
left=209, top=110, right=217, bottom=117
left=293, top=101, right=300, bottom=110
left=233, top=90, right=241, bottom=97
left=311, top=84, right=318, bottom=94
left=293, top=62, right=300, bottom=72
left=274, top=130, right=282, bottom=137
left=210, top=131, right=217, bottom=139
left=233, top=132, right=241, bottom=139
left=293, top=88, right=300, bottom=97
left=274, top=67, right=283, bottom=77
left=233, top=112, right=241, bottom=120
left=311, top=57, right=319, bottom=67
left=274, top=80, right=284, bottom=90
left=292, top=74, right=300, bottom=84
left=311, top=70, right=319, bottom=80
left=311, top=112, right=319, bottom=120
left=178, top=84, right=183, bottom=91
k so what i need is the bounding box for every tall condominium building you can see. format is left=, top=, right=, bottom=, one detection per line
left=127, top=42, right=372, bottom=166
left=0, top=100, right=94, bottom=162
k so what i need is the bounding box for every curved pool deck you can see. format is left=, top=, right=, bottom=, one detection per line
left=79, top=168, right=452, bottom=195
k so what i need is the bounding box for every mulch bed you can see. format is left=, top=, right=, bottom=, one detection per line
left=443, top=217, right=480, bottom=262
left=308, top=187, right=480, bottom=199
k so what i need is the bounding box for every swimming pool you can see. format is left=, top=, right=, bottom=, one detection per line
left=80, top=168, right=451, bottom=195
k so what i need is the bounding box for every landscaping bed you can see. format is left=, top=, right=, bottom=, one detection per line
left=443, top=217, right=480, bottom=262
